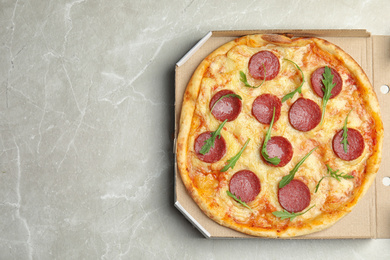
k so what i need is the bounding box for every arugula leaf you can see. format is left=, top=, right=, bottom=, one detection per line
left=320, top=66, right=336, bottom=124
left=341, top=109, right=353, bottom=153
left=272, top=204, right=315, bottom=221
left=226, top=190, right=251, bottom=210
left=261, top=107, right=281, bottom=165
left=327, top=164, right=354, bottom=181
left=210, top=93, right=242, bottom=113
left=314, top=177, right=325, bottom=193
left=315, top=164, right=354, bottom=193
left=221, top=138, right=250, bottom=172
left=282, top=59, right=305, bottom=103
left=199, top=119, right=228, bottom=155
left=279, top=146, right=318, bottom=189
left=239, top=63, right=266, bottom=88
left=239, top=71, right=254, bottom=88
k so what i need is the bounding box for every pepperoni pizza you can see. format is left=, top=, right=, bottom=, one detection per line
left=176, top=34, right=383, bottom=237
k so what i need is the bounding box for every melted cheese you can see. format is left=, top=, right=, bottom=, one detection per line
left=186, top=41, right=376, bottom=229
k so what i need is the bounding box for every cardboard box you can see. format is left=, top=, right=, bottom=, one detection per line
left=174, top=29, right=390, bottom=239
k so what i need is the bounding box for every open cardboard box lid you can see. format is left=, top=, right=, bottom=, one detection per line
left=174, top=29, right=390, bottom=239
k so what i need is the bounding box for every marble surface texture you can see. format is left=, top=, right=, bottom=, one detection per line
left=0, top=0, right=389, bottom=259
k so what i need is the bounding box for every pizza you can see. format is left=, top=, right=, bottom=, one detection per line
left=176, top=34, right=383, bottom=238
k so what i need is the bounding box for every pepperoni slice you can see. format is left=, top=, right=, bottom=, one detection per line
left=278, top=179, right=311, bottom=213
left=311, top=67, right=343, bottom=99
left=252, top=94, right=282, bottom=125
left=248, top=51, right=280, bottom=81
left=210, top=90, right=242, bottom=122
left=262, top=136, right=293, bottom=167
left=194, top=131, right=226, bottom=163
left=332, top=128, right=365, bottom=161
left=229, top=170, right=261, bottom=203
left=289, top=98, right=321, bottom=132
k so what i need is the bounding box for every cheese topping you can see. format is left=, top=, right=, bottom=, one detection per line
left=182, top=37, right=379, bottom=235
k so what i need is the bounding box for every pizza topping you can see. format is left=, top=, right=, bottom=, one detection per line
left=341, top=109, right=353, bottom=153
left=210, top=90, right=242, bottom=122
left=194, top=121, right=227, bottom=163
left=199, top=119, right=227, bottom=155
left=273, top=204, right=315, bottom=221
left=288, top=98, right=321, bottom=132
left=228, top=170, right=261, bottom=204
left=239, top=65, right=266, bottom=88
left=311, top=66, right=342, bottom=99
left=221, top=139, right=250, bottom=172
left=279, top=147, right=318, bottom=189
left=262, top=136, right=293, bottom=167
left=226, top=190, right=252, bottom=210
left=278, top=179, right=311, bottom=213
left=315, top=164, right=354, bottom=193
left=319, top=66, right=339, bottom=124
left=260, top=107, right=284, bottom=166
left=282, top=59, right=305, bottom=103
left=177, top=34, right=383, bottom=238
left=211, top=93, right=242, bottom=113
left=252, top=94, right=282, bottom=125
left=332, top=128, right=365, bottom=161
left=248, top=51, right=280, bottom=80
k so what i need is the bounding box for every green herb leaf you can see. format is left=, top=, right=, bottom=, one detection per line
left=314, top=177, right=325, bottom=193
left=239, top=71, right=253, bottom=88
left=315, top=164, right=354, bottom=193
left=279, top=146, right=318, bottom=189
left=221, top=138, right=250, bottom=172
left=199, top=119, right=228, bottom=155
left=320, top=66, right=336, bottom=124
left=261, top=107, right=281, bottom=165
left=226, top=190, right=251, bottom=210
left=239, top=63, right=266, bottom=88
left=341, top=109, right=353, bottom=153
left=210, top=93, right=242, bottom=113
left=282, top=59, right=305, bottom=103
left=326, top=164, right=354, bottom=181
left=272, top=204, right=315, bottom=221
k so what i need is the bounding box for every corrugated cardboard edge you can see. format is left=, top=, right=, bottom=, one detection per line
left=211, top=29, right=371, bottom=38
left=177, top=32, right=213, bottom=67
left=174, top=32, right=213, bottom=238
left=174, top=201, right=211, bottom=238
left=174, top=29, right=387, bottom=239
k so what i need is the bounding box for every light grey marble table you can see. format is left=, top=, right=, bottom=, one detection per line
left=1, top=0, right=389, bottom=259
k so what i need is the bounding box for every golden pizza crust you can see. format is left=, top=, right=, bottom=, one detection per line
left=176, top=34, right=383, bottom=238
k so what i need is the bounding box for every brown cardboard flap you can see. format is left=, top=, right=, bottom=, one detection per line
left=175, top=30, right=387, bottom=239
left=212, top=29, right=371, bottom=38
left=373, top=35, right=390, bottom=239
